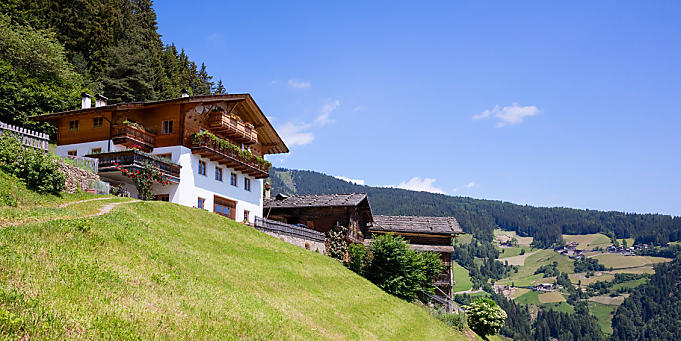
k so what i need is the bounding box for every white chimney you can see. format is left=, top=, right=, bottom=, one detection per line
left=181, top=89, right=189, bottom=98
left=81, top=93, right=92, bottom=109
left=95, top=94, right=108, bottom=107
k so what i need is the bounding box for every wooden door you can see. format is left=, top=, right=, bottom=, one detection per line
left=214, top=195, right=236, bottom=220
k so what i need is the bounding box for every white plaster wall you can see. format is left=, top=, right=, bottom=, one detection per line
left=56, top=142, right=264, bottom=223
left=56, top=140, right=125, bottom=157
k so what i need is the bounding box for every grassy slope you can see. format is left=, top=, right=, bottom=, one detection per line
left=588, top=302, right=617, bottom=334
left=452, top=262, right=473, bottom=293
left=0, top=198, right=464, bottom=340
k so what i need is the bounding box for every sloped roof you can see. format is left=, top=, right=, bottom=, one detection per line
left=264, top=193, right=368, bottom=208
left=371, top=215, right=463, bottom=235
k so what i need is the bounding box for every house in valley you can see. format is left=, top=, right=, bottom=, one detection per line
left=368, top=215, right=464, bottom=307
left=263, top=193, right=373, bottom=242
left=33, top=92, right=288, bottom=223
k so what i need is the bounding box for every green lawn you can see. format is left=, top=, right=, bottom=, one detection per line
left=542, top=302, right=574, bottom=314
left=452, top=261, right=473, bottom=293
left=514, top=290, right=540, bottom=305
left=498, top=246, right=534, bottom=259
left=563, top=233, right=611, bottom=249
left=588, top=302, right=618, bottom=334
left=0, top=199, right=465, bottom=339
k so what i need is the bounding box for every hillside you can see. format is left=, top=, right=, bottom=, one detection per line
left=269, top=168, right=681, bottom=246
left=0, top=172, right=464, bottom=340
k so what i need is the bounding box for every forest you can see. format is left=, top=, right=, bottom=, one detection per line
left=0, top=0, right=223, bottom=137
left=270, top=168, right=681, bottom=246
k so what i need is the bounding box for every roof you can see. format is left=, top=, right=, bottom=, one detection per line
left=371, top=215, right=463, bottom=235
left=264, top=193, right=369, bottom=209
left=31, top=94, right=288, bottom=154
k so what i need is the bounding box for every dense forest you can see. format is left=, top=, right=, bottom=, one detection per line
left=0, top=0, right=221, bottom=136
left=611, top=258, right=681, bottom=340
left=270, top=168, right=681, bottom=246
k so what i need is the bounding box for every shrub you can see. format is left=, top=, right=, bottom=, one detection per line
left=114, top=161, right=169, bottom=200
left=465, top=297, right=507, bottom=340
left=325, top=225, right=348, bottom=261
left=345, top=243, right=371, bottom=275
left=364, top=234, right=443, bottom=302
left=0, top=133, right=64, bottom=194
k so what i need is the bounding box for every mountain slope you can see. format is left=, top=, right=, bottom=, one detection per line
left=0, top=175, right=464, bottom=339
left=269, top=168, right=681, bottom=246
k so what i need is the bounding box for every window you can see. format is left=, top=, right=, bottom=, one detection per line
left=198, top=160, right=206, bottom=176
left=93, top=117, right=103, bottom=128
left=230, top=173, right=237, bottom=186
left=215, top=167, right=223, bottom=181
left=69, top=120, right=79, bottom=131
left=162, top=120, right=174, bottom=134
left=155, top=194, right=169, bottom=202
left=244, top=178, right=251, bottom=191
left=91, top=148, right=102, bottom=154
left=155, top=153, right=172, bottom=161
left=67, top=150, right=77, bottom=156
left=243, top=210, right=250, bottom=222
left=197, top=197, right=205, bottom=209
left=214, top=196, right=236, bottom=220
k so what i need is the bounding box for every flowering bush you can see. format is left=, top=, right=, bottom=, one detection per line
left=114, top=161, right=170, bottom=200
left=465, top=297, right=507, bottom=339
left=0, top=133, right=65, bottom=194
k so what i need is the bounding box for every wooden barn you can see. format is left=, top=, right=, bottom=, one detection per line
left=368, top=215, right=464, bottom=309
left=263, top=193, right=373, bottom=243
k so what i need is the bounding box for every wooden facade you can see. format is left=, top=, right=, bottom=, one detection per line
left=33, top=94, right=288, bottom=180
left=263, top=194, right=373, bottom=243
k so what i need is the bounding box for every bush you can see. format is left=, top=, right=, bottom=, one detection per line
left=465, top=297, right=507, bottom=339
left=364, top=234, right=443, bottom=302
left=325, top=225, right=348, bottom=261
left=0, top=133, right=64, bottom=194
left=345, top=243, right=371, bottom=276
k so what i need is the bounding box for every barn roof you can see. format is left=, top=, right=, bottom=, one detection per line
left=371, top=215, right=463, bottom=235
left=264, top=193, right=369, bottom=209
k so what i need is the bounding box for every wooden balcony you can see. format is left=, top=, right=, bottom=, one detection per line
left=112, top=123, right=156, bottom=151
left=88, top=150, right=181, bottom=183
left=190, top=133, right=270, bottom=179
left=208, top=112, right=258, bottom=144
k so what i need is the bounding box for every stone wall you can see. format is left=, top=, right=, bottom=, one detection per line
left=261, top=230, right=326, bottom=254
left=58, top=162, right=100, bottom=193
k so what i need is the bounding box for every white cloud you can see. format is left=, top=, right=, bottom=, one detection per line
left=277, top=122, right=314, bottom=146
left=314, top=100, right=340, bottom=126
left=466, top=181, right=476, bottom=188
left=334, top=176, right=365, bottom=186
left=452, top=181, right=478, bottom=193
left=276, top=100, right=341, bottom=147
left=396, top=177, right=446, bottom=194
left=270, top=80, right=279, bottom=85
left=287, top=79, right=311, bottom=89
left=473, top=103, right=540, bottom=127
left=353, top=105, right=363, bottom=112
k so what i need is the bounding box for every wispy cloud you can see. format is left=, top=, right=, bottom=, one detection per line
left=452, top=181, right=478, bottom=193
left=277, top=100, right=341, bottom=147
left=314, top=100, right=340, bottom=126
left=353, top=105, right=363, bottom=112
left=473, top=103, right=540, bottom=127
left=287, top=79, right=311, bottom=89
left=396, top=177, right=446, bottom=194
left=335, top=176, right=365, bottom=185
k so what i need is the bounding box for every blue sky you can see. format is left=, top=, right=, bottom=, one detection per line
left=155, top=1, right=681, bottom=216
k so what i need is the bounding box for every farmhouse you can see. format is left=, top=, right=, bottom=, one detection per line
left=33, top=92, right=288, bottom=223
left=263, top=193, right=373, bottom=243
left=369, top=215, right=464, bottom=306
left=532, top=283, right=555, bottom=292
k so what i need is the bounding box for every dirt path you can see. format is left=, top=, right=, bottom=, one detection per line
left=3, top=199, right=138, bottom=227
left=454, top=288, right=483, bottom=295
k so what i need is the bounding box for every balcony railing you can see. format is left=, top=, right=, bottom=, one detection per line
left=208, top=112, right=258, bottom=144
left=435, top=273, right=452, bottom=286
left=88, top=150, right=181, bottom=183
left=112, top=123, right=156, bottom=151
left=190, top=132, right=270, bottom=179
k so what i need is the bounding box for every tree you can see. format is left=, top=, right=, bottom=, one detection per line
left=364, top=234, right=443, bottom=302
left=325, top=225, right=347, bottom=261
left=0, top=14, right=82, bottom=135
left=465, top=297, right=507, bottom=340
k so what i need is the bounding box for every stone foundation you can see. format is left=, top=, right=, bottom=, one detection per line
left=58, top=162, right=100, bottom=193
left=261, top=230, right=326, bottom=254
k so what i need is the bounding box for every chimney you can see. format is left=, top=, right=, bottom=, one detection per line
left=181, top=89, right=189, bottom=98
left=81, top=92, right=92, bottom=109
left=95, top=94, right=108, bottom=107
left=264, top=183, right=272, bottom=199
